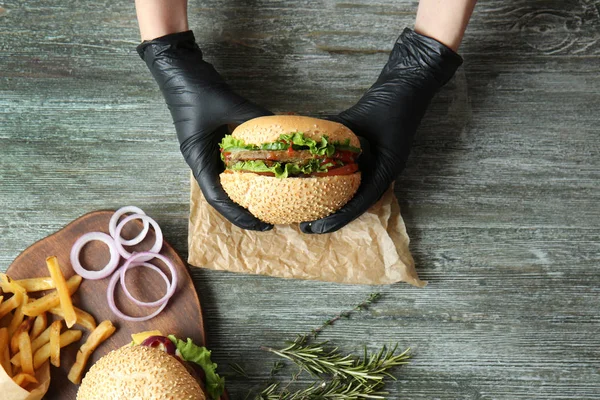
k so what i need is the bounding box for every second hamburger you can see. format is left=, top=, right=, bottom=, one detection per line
left=219, top=115, right=361, bottom=225
left=77, top=333, right=223, bottom=400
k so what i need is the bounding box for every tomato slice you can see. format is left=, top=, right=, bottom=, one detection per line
left=332, top=150, right=358, bottom=164
left=313, top=163, right=359, bottom=177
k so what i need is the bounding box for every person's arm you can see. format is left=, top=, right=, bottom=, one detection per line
left=135, top=0, right=189, bottom=41
left=301, top=2, right=476, bottom=234
left=135, top=0, right=274, bottom=231
left=414, top=0, right=477, bottom=51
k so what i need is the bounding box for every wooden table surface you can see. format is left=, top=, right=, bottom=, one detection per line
left=1, top=1, right=599, bottom=399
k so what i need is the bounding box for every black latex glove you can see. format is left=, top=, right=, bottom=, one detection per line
left=137, top=31, right=274, bottom=231
left=300, top=28, right=463, bottom=234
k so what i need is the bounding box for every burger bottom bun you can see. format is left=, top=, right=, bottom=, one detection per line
left=219, top=171, right=361, bottom=225
left=77, top=345, right=205, bottom=400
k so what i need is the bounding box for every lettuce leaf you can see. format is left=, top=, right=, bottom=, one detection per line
left=277, top=132, right=336, bottom=156
left=220, top=132, right=359, bottom=155
left=219, top=135, right=255, bottom=151
left=168, top=335, right=225, bottom=400
left=333, top=138, right=361, bottom=153
left=228, top=159, right=335, bottom=178
left=258, top=141, right=289, bottom=151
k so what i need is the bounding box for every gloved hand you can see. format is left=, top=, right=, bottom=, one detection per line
left=137, top=30, right=274, bottom=231
left=300, top=28, right=463, bottom=234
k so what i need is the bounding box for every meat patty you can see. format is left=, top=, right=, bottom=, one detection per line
left=224, top=150, right=315, bottom=165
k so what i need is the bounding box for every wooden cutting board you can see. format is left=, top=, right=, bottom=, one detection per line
left=5, top=210, right=224, bottom=399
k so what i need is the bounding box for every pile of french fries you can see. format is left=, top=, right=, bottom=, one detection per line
left=0, top=256, right=116, bottom=391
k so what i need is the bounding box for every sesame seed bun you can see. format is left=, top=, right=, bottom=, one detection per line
left=77, top=345, right=205, bottom=400
left=231, top=115, right=361, bottom=148
left=220, top=171, right=361, bottom=225
left=220, top=115, right=362, bottom=225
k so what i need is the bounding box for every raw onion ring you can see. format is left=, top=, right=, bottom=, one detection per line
left=107, top=264, right=169, bottom=322
left=114, top=214, right=163, bottom=261
left=120, top=252, right=177, bottom=308
left=70, top=232, right=120, bottom=280
left=109, top=206, right=150, bottom=246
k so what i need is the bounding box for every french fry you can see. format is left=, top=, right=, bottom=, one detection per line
left=0, top=273, right=8, bottom=290
left=0, top=290, right=22, bottom=319
left=10, top=319, right=33, bottom=355
left=18, top=331, right=34, bottom=375
left=12, top=372, right=38, bottom=388
left=30, top=326, right=51, bottom=354
left=33, top=329, right=82, bottom=369
left=22, top=275, right=82, bottom=317
left=14, top=277, right=55, bottom=292
left=0, top=273, right=26, bottom=294
left=49, top=305, right=97, bottom=331
left=0, top=328, right=12, bottom=377
left=30, top=312, right=48, bottom=340
left=67, top=320, right=116, bottom=384
left=46, top=256, right=77, bottom=328
left=3, top=269, right=119, bottom=384
left=0, top=295, right=5, bottom=327
left=7, top=293, right=29, bottom=337
left=49, top=320, right=62, bottom=367
left=11, top=324, right=51, bottom=367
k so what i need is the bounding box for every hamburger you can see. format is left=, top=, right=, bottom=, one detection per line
left=219, top=115, right=362, bottom=225
left=77, top=332, right=223, bottom=400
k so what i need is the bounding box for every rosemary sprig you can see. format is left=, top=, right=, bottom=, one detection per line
left=257, top=379, right=388, bottom=400
left=262, top=336, right=410, bottom=385
left=230, top=292, right=408, bottom=399
left=309, top=293, right=382, bottom=339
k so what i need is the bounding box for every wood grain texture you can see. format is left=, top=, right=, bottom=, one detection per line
left=1, top=0, right=599, bottom=399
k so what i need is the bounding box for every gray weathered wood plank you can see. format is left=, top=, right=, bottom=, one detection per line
left=1, top=0, right=599, bottom=398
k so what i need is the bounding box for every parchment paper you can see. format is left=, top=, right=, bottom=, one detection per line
left=0, top=361, right=50, bottom=400
left=188, top=176, right=425, bottom=286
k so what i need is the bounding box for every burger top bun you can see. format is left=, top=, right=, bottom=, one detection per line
left=77, top=345, right=205, bottom=400
left=232, top=115, right=361, bottom=148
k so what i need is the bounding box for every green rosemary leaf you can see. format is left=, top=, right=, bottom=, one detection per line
left=270, top=361, right=285, bottom=376
left=230, top=362, right=250, bottom=378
